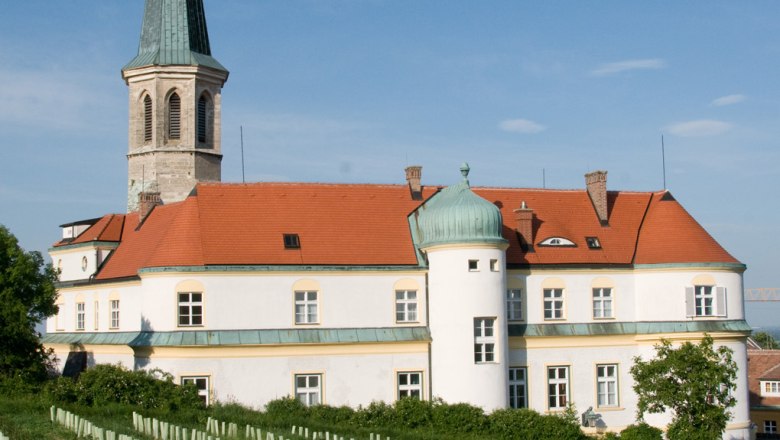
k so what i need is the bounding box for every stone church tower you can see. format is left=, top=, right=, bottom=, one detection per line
left=122, top=0, right=229, bottom=212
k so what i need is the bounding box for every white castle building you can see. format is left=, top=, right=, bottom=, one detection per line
left=44, top=0, right=752, bottom=436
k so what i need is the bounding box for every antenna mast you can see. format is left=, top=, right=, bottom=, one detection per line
left=661, top=134, right=667, bottom=189
left=240, top=126, right=246, bottom=183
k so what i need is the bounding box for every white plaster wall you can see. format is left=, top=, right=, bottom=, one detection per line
left=144, top=350, right=428, bottom=409
left=427, top=246, right=508, bottom=411
left=47, top=284, right=142, bottom=333
left=136, top=272, right=426, bottom=331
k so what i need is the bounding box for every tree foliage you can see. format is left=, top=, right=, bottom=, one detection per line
left=752, top=331, right=780, bottom=349
left=0, top=225, right=58, bottom=381
left=630, top=335, right=737, bottom=439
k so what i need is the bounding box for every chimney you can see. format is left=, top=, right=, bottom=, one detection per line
left=585, top=170, right=608, bottom=225
left=138, top=191, right=162, bottom=223
left=405, top=165, right=423, bottom=200
left=513, top=201, right=534, bottom=251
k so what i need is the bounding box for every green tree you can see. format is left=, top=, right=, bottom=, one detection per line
left=752, top=331, right=780, bottom=349
left=0, top=225, right=58, bottom=381
left=630, top=335, right=737, bottom=440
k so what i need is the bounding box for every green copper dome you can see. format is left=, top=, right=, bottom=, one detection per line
left=418, top=163, right=508, bottom=248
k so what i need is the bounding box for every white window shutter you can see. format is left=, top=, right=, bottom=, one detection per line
left=685, top=287, right=695, bottom=317
left=715, top=287, right=727, bottom=317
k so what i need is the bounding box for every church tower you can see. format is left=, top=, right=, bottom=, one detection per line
left=122, top=0, right=228, bottom=212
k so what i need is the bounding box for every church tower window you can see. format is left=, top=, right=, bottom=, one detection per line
left=197, top=95, right=208, bottom=143
left=143, top=95, right=153, bottom=143
left=168, top=92, right=181, bottom=139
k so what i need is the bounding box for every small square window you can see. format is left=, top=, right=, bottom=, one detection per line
left=283, top=234, right=300, bottom=249
left=490, top=259, right=499, bottom=272
left=468, top=260, right=479, bottom=271
left=586, top=237, right=601, bottom=249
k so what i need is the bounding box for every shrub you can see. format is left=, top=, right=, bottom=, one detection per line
left=44, top=364, right=202, bottom=410
left=488, top=408, right=587, bottom=440
left=0, top=374, right=42, bottom=396
left=264, top=396, right=309, bottom=420
left=308, top=404, right=355, bottom=425
left=392, top=397, right=433, bottom=429
left=620, top=423, right=663, bottom=440
left=601, top=432, right=620, bottom=440
left=352, top=401, right=394, bottom=428
left=431, top=401, right=486, bottom=433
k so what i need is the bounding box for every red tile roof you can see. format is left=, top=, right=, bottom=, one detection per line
left=54, top=214, right=125, bottom=246
left=53, top=182, right=739, bottom=281
left=748, top=350, right=780, bottom=407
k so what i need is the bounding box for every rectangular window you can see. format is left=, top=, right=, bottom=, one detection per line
left=507, top=289, right=523, bottom=321
left=490, top=259, right=499, bottom=272
left=110, top=299, right=120, bottom=329
left=543, top=289, right=564, bottom=320
left=178, top=292, right=203, bottom=326
left=397, top=372, right=423, bottom=400
left=474, top=318, right=496, bottom=363
left=56, top=302, right=65, bottom=331
left=593, top=288, right=613, bottom=319
left=283, top=233, right=300, bottom=249
left=295, top=374, right=322, bottom=406
left=686, top=286, right=727, bottom=317
left=76, top=302, right=85, bottom=331
left=295, top=291, right=319, bottom=324
left=761, top=381, right=780, bottom=397
left=597, top=364, right=619, bottom=407
left=468, top=259, right=479, bottom=271
left=765, top=420, right=777, bottom=434
left=395, top=290, right=418, bottom=323
left=94, top=301, right=99, bottom=330
left=547, top=366, right=569, bottom=410
left=181, top=376, right=210, bottom=405
left=509, top=367, right=527, bottom=409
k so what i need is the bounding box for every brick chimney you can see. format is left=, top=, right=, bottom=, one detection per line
left=405, top=165, right=423, bottom=200
left=138, top=191, right=162, bottom=223
left=513, top=201, right=534, bottom=251
left=585, top=170, right=608, bottom=225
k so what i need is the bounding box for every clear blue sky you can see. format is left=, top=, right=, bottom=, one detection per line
left=1, top=1, right=778, bottom=322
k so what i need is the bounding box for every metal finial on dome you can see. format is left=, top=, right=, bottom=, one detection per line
left=460, top=162, right=470, bottom=179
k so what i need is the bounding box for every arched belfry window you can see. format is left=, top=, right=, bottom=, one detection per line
left=168, top=92, right=181, bottom=139
left=143, top=95, right=153, bottom=143
left=197, top=94, right=208, bottom=143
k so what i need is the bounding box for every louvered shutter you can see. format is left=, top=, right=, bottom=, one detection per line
left=169, top=93, right=181, bottom=139
left=143, top=95, right=152, bottom=142
left=715, top=287, right=727, bottom=317
left=197, top=96, right=207, bottom=142
left=685, top=287, right=695, bottom=317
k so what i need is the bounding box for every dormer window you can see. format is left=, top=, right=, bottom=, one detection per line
left=283, top=234, right=300, bottom=249
left=586, top=237, right=601, bottom=249
left=538, top=237, right=575, bottom=247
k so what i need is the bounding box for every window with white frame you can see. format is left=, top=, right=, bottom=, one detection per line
left=597, top=364, right=619, bottom=407
left=181, top=376, right=210, bottom=405
left=509, top=367, right=527, bottom=409
left=110, top=299, right=120, bottom=329
left=474, top=318, right=496, bottom=363
left=395, top=290, right=418, bottom=322
left=547, top=366, right=569, bottom=410
left=295, top=374, right=322, bottom=406
left=490, top=259, right=500, bottom=272
left=761, top=381, right=780, bottom=397
left=507, top=289, right=523, bottom=321
left=685, top=285, right=726, bottom=317
left=295, top=291, right=319, bottom=324
left=765, top=420, right=777, bottom=434
left=94, top=301, right=99, bottom=330
left=178, top=292, right=203, bottom=326
left=593, top=288, right=613, bottom=319
left=543, top=289, right=564, bottom=320
left=56, top=302, right=65, bottom=331
left=397, top=371, right=423, bottom=400
left=76, top=302, right=85, bottom=331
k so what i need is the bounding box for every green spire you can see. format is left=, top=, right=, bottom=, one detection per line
left=123, top=0, right=226, bottom=72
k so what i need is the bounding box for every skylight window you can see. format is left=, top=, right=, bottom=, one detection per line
left=283, top=234, right=300, bottom=249
left=539, top=237, right=575, bottom=247
left=586, top=237, right=602, bottom=249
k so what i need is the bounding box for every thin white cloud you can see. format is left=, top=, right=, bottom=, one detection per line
left=711, top=94, right=746, bottom=107
left=590, top=58, right=666, bottom=76
left=499, top=118, right=546, bottom=134
left=665, top=119, right=733, bottom=137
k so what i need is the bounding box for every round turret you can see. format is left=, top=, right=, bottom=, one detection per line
left=418, top=163, right=507, bottom=249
